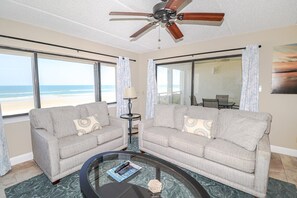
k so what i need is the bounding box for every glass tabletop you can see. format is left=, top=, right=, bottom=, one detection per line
left=80, top=151, right=209, bottom=198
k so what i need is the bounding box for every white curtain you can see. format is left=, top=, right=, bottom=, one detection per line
left=146, top=59, right=158, bottom=119
left=240, top=45, right=260, bottom=112
left=0, top=104, right=11, bottom=176
left=116, top=56, right=131, bottom=117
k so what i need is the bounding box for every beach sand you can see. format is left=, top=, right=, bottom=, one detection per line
left=1, top=93, right=116, bottom=116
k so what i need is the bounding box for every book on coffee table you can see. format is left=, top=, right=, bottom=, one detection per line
left=106, top=160, right=142, bottom=182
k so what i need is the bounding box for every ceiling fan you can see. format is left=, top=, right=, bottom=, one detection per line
left=109, top=0, right=225, bottom=40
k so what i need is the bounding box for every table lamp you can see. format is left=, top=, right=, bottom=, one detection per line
left=123, top=87, right=137, bottom=115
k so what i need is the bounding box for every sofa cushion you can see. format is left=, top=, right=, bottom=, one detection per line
left=204, top=139, right=256, bottom=173
left=143, top=127, right=178, bottom=147
left=83, top=102, right=110, bottom=126
left=186, top=106, right=219, bottom=137
left=90, top=125, right=122, bottom=145
left=73, top=115, right=102, bottom=136
left=183, top=116, right=212, bottom=139
left=217, top=110, right=269, bottom=151
left=174, top=105, right=188, bottom=130
left=50, top=106, right=80, bottom=138
left=29, top=108, right=54, bottom=135
left=153, top=104, right=175, bottom=128
left=217, top=109, right=272, bottom=135
left=59, top=134, right=97, bottom=159
left=219, top=116, right=267, bottom=151
left=76, top=104, right=89, bottom=118
left=169, top=132, right=211, bottom=157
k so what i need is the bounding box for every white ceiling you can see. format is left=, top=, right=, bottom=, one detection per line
left=0, top=0, right=297, bottom=53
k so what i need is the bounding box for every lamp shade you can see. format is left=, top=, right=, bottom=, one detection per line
left=124, top=87, right=137, bottom=99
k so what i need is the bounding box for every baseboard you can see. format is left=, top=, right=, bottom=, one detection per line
left=271, top=145, right=297, bottom=157
left=10, top=152, right=33, bottom=166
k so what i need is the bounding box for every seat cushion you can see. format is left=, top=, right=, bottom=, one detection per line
left=169, top=132, right=211, bottom=157
left=204, top=139, right=256, bottom=173
left=50, top=106, right=80, bottom=138
left=90, top=126, right=123, bottom=145
left=142, top=127, right=178, bottom=147
left=59, top=134, right=97, bottom=159
left=83, top=102, right=110, bottom=127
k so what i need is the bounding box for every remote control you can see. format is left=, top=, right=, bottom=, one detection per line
left=114, top=162, right=130, bottom=174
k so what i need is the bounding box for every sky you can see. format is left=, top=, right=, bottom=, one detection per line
left=0, top=53, right=116, bottom=86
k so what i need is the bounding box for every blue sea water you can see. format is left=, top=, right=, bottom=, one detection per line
left=0, top=85, right=115, bottom=101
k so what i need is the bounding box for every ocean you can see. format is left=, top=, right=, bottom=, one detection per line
left=0, top=85, right=115, bottom=101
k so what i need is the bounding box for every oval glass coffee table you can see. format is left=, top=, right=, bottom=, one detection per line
left=80, top=151, right=209, bottom=198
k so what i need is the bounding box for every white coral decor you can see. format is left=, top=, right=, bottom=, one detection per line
left=148, top=179, right=162, bottom=193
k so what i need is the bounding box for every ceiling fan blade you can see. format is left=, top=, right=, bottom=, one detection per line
left=130, top=22, right=156, bottom=38
left=166, top=22, right=183, bottom=40
left=177, top=13, right=225, bottom=21
left=165, top=0, right=187, bottom=11
left=109, top=12, right=153, bottom=17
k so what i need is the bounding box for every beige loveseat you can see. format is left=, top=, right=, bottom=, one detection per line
left=139, top=105, right=272, bottom=197
left=29, top=101, right=128, bottom=183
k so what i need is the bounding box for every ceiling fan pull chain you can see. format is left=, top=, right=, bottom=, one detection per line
left=158, top=25, right=161, bottom=50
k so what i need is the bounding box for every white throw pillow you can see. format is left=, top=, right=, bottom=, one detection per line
left=153, top=104, right=175, bottom=128
left=73, top=115, right=102, bottom=136
left=183, top=116, right=213, bottom=139
left=217, top=115, right=267, bottom=151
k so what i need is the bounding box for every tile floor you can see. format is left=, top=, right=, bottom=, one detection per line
left=0, top=153, right=296, bottom=197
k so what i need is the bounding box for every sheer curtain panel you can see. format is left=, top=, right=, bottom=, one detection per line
left=116, top=56, right=131, bottom=117
left=146, top=59, right=157, bottom=119
left=0, top=103, right=11, bottom=176
left=240, top=45, right=260, bottom=112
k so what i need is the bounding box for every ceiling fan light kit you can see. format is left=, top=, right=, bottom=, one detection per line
left=109, top=0, right=225, bottom=41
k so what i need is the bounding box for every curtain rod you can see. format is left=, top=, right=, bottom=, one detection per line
left=0, top=34, right=136, bottom=62
left=0, top=45, right=116, bottom=65
left=153, top=45, right=261, bottom=61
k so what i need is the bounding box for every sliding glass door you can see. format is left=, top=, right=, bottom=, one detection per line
left=157, top=62, right=192, bottom=105
left=193, top=56, right=242, bottom=105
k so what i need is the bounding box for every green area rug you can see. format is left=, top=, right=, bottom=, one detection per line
left=5, top=137, right=297, bottom=198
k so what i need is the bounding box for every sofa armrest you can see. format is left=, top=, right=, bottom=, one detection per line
left=31, top=127, right=59, bottom=180
left=109, top=116, right=128, bottom=145
left=254, top=134, right=271, bottom=194
left=138, top=119, right=154, bottom=148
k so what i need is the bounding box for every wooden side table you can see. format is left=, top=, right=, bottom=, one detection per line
left=120, top=113, right=141, bottom=143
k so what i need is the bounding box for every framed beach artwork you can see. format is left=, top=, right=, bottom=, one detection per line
left=272, top=43, right=297, bottom=94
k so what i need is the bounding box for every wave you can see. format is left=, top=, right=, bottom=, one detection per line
left=0, top=85, right=115, bottom=99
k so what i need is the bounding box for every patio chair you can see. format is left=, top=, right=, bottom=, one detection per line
left=190, top=95, right=199, bottom=106
left=216, top=95, right=229, bottom=108
left=202, top=98, right=219, bottom=108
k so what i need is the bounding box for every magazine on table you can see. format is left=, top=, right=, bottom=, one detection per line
left=106, top=160, right=142, bottom=182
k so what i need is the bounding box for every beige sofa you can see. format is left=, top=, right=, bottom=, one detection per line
left=139, top=105, right=272, bottom=197
left=29, top=101, right=128, bottom=183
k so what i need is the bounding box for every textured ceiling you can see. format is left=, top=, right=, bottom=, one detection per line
left=0, top=0, right=296, bottom=53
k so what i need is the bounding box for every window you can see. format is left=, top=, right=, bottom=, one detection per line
left=0, top=46, right=118, bottom=117
left=0, top=50, right=34, bottom=116
left=38, top=56, right=95, bottom=108
left=157, top=62, right=192, bottom=105
left=100, top=63, right=116, bottom=103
